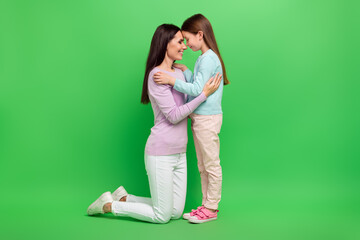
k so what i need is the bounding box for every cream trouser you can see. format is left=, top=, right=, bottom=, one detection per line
left=111, top=153, right=187, bottom=223
left=190, top=113, right=223, bottom=210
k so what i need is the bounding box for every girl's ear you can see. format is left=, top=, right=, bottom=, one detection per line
left=198, top=31, right=204, bottom=41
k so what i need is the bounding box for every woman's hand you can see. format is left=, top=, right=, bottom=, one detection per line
left=173, top=63, right=188, bottom=72
left=154, top=72, right=176, bottom=86
left=202, top=73, right=222, bottom=97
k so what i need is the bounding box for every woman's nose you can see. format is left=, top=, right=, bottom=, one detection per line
left=182, top=43, right=187, bottom=49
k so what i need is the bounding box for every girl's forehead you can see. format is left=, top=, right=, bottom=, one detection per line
left=181, top=31, right=193, bottom=38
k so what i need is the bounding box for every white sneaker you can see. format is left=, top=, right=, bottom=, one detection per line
left=111, top=186, right=128, bottom=201
left=87, top=191, right=113, bottom=215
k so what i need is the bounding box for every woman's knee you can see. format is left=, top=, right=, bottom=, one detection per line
left=153, top=210, right=171, bottom=224
left=171, top=204, right=185, bottom=220
left=154, top=214, right=171, bottom=224
left=171, top=211, right=183, bottom=220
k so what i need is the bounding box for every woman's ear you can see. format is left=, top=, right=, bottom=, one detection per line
left=198, top=31, right=204, bottom=41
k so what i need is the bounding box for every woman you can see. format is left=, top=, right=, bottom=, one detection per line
left=87, top=24, right=222, bottom=223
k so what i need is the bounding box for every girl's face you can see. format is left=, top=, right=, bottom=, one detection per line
left=166, top=31, right=187, bottom=61
left=182, top=31, right=202, bottom=52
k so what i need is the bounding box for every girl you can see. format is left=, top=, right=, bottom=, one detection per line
left=153, top=14, right=229, bottom=223
left=86, top=24, right=222, bottom=224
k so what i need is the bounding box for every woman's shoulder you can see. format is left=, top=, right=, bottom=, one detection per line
left=174, top=67, right=185, bottom=75
left=151, top=66, right=185, bottom=79
left=149, top=67, right=159, bottom=76
left=174, top=67, right=185, bottom=81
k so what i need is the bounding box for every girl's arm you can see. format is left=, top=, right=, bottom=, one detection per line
left=183, top=69, right=194, bottom=83
left=148, top=72, right=206, bottom=125
left=154, top=57, right=217, bottom=97
left=149, top=71, right=222, bottom=124
left=173, top=63, right=193, bottom=83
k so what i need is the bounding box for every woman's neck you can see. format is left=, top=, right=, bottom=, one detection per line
left=158, top=55, right=175, bottom=72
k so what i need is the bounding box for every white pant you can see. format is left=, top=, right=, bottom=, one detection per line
left=112, top=153, right=187, bottom=223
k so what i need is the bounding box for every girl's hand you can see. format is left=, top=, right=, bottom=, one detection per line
left=153, top=72, right=176, bottom=86
left=173, top=63, right=188, bottom=72
left=202, top=73, right=222, bottom=97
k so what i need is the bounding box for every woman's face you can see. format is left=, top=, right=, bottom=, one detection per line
left=181, top=31, right=201, bottom=52
left=166, top=31, right=187, bottom=61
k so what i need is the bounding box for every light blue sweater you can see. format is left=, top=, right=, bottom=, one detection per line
left=174, top=49, right=223, bottom=115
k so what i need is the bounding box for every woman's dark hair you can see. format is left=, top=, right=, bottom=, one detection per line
left=182, top=14, right=229, bottom=85
left=141, top=24, right=180, bottom=104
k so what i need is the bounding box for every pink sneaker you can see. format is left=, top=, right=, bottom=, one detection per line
left=183, top=206, right=205, bottom=220
left=188, top=207, right=219, bottom=223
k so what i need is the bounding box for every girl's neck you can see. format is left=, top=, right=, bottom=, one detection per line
left=158, top=55, right=175, bottom=72
left=200, top=43, right=210, bottom=55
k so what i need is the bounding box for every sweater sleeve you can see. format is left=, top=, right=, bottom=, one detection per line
left=173, top=57, right=216, bottom=97
left=148, top=72, right=207, bottom=125
left=183, top=69, right=194, bottom=83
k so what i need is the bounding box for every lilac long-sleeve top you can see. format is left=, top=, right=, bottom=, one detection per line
left=145, top=67, right=207, bottom=156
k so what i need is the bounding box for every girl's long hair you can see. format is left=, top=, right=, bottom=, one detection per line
left=181, top=14, right=229, bottom=85
left=141, top=24, right=180, bottom=104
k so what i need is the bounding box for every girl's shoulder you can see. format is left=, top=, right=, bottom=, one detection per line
left=197, top=50, right=221, bottom=67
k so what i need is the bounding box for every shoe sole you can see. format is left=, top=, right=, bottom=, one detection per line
left=188, top=217, right=217, bottom=224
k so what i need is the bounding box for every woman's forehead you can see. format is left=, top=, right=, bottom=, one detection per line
left=174, top=31, right=183, bottom=39
left=181, top=31, right=191, bottom=38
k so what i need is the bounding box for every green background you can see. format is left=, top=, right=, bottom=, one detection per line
left=0, top=0, right=359, bottom=239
